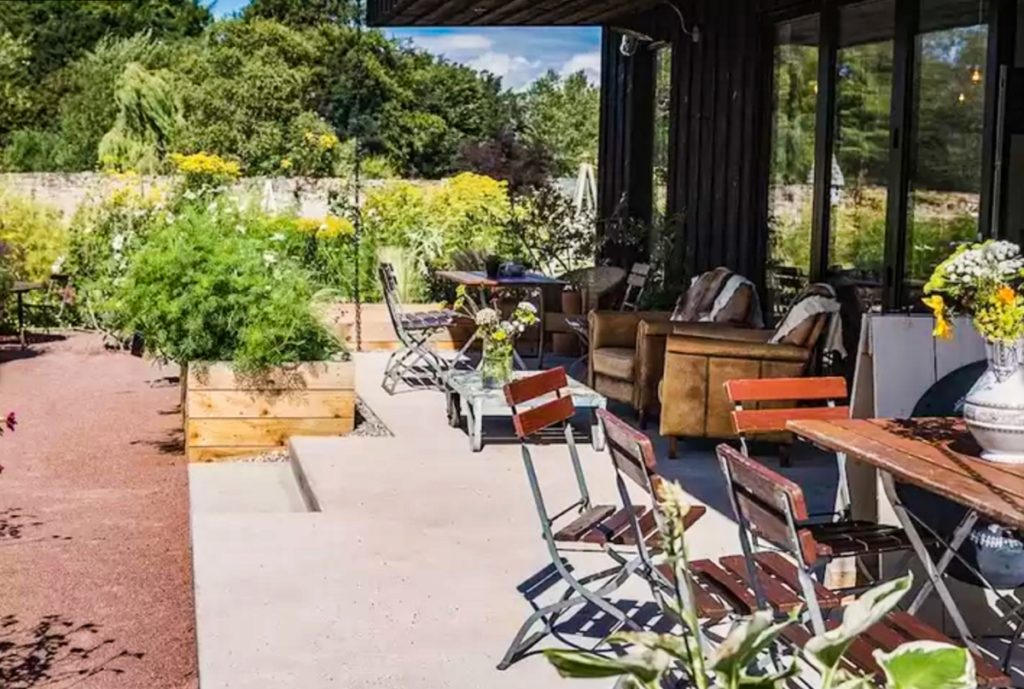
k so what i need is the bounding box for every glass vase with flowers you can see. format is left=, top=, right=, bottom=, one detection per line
left=455, top=286, right=539, bottom=389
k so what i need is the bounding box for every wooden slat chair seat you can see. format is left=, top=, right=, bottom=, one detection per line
left=716, top=443, right=1011, bottom=688
left=553, top=504, right=707, bottom=547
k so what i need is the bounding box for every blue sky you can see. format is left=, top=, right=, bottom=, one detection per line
left=208, top=0, right=601, bottom=90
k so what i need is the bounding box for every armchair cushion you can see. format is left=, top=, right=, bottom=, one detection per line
left=592, top=347, right=636, bottom=380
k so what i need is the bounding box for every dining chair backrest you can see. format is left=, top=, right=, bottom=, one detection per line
left=716, top=443, right=820, bottom=568
left=597, top=408, right=661, bottom=498
left=725, top=376, right=850, bottom=437
left=620, top=263, right=650, bottom=312
left=378, top=262, right=414, bottom=344
left=505, top=368, right=575, bottom=439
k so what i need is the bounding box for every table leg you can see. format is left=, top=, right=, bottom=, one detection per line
left=469, top=399, right=484, bottom=452
left=17, top=291, right=26, bottom=349
left=446, top=391, right=461, bottom=428
left=591, top=402, right=607, bottom=452
left=880, top=472, right=978, bottom=651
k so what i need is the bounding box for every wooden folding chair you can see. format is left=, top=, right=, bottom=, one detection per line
left=726, top=376, right=851, bottom=504
left=378, top=262, right=458, bottom=394
left=716, top=443, right=1011, bottom=687
left=498, top=368, right=649, bottom=670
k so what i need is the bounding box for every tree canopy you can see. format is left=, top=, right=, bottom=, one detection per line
left=0, top=3, right=598, bottom=181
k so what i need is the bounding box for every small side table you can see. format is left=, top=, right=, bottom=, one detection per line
left=10, top=281, right=44, bottom=349
left=444, top=370, right=607, bottom=452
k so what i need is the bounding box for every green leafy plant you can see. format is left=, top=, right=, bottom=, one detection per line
left=545, top=481, right=976, bottom=689
left=117, top=202, right=343, bottom=374
left=64, top=177, right=169, bottom=330
left=0, top=189, right=66, bottom=283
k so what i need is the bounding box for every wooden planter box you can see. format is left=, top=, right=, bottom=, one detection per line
left=185, top=361, right=355, bottom=462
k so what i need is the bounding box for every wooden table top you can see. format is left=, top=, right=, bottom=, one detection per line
left=435, top=270, right=564, bottom=288
left=11, top=281, right=45, bottom=293
left=788, top=417, right=1024, bottom=530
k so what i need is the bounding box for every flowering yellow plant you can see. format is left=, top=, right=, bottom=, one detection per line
left=294, top=215, right=354, bottom=239
left=923, top=240, right=1024, bottom=343
left=169, top=152, right=240, bottom=179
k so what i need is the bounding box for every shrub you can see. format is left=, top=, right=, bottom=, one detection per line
left=169, top=151, right=241, bottom=193
left=117, top=202, right=342, bottom=373
left=0, top=189, right=66, bottom=282
left=65, top=176, right=169, bottom=328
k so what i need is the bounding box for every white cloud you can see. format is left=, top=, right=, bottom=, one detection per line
left=411, top=33, right=494, bottom=54
left=467, top=52, right=544, bottom=89
left=561, top=51, right=602, bottom=83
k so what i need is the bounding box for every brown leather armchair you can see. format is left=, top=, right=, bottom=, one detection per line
left=658, top=285, right=837, bottom=457
left=588, top=267, right=760, bottom=426
left=588, top=311, right=673, bottom=427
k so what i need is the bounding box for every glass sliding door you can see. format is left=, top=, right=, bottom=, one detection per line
left=903, top=0, right=990, bottom=301
left=828, top=0, right=896, bottom=313
left=652, top=45, right=672, bottom=224
left=768, top=15, right=820, bottom=319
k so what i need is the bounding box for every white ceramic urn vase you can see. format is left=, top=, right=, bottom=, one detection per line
left=963, top=339, right=1024, bottom=463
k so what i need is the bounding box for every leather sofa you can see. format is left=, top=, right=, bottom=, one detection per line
left=658, top=284, right=837, bottom=457
left=588, top=268, right=760, bottom=426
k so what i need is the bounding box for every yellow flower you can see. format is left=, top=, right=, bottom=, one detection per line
left=279, top=158, right=293, bottom=171
left=998, top=285, right=1017, bottom=306
left=491, top=330, right=507, bottom=342
left=317, top=133, right=339, bottom=151
left=169, top=152, right=240, bottom=179
left=922, top=295, right=954, bottom=340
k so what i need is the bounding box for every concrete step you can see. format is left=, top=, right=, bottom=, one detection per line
left=189, top=462, right=308, bottom=514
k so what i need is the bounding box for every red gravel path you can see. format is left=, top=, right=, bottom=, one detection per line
left=0, top=333, right=197, bottom=689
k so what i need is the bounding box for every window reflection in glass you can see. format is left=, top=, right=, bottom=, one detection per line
left=904, top=0, right=989, bottom=301
left=768, top=15, right=820, bottom=319
left=827, top=0, right=895, bottom=313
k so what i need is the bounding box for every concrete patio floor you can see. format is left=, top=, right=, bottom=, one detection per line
left=186, top=353, right=881, bottom=689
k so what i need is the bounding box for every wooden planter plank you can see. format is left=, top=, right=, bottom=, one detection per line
left=188, top=418, right=353, bottom=449
left=187, top=390, right=355, bottom=419
left=188, top=362, right=354, bottom=390
left=185, top=360, right=356, bottom=462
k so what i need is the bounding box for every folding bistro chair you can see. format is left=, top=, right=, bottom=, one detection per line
left=716, top=443, right=1011, bottom=686
left=379, top=262, right=459, bottom=394
left=499, top=368, right=647, bottom=670
left=726, top=376, right=852, bottom=506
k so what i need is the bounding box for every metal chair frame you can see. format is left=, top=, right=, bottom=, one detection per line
left=498, top=368, right=641, bottom=670
left=379, top=262, right=453, bottom=394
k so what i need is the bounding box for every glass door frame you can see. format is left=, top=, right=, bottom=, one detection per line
left=763, top=0, right=1011, bottom=311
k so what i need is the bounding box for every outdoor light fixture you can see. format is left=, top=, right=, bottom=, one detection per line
left=971, top=66, right=983, bottom=84
left=616, top=1, right=700, bottom=56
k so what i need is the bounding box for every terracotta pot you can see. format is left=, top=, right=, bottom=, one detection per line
left=561, top=289, right=583, bottom=315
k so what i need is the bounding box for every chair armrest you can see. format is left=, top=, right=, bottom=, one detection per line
left=670, top=322, right=774, bottom=342
left=636, top=319, right=671, bottom=409
left=666, top=334, right=810, bottom=363
left=589, top=310, right=670, bottom=349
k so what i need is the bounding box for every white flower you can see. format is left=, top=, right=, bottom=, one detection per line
left=475, top=308, right=499, bottom=327
left=183, top=190, right=197, bottom=201
left=50, top=256, right=65, bottom=275
left=517, top=302, right=538, bottom=315
left=262, top=251, right=278, bottom=266
left=111, top=234, right=125, bottom=252
left=271, top=233, right=286, bottom=242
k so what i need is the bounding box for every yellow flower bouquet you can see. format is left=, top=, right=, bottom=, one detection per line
left=922, top=240, right=1024, bottom=344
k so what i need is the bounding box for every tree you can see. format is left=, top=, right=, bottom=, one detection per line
left=0, top=0, right=210, bottom=80
left=0, top=31, right=32, bottom=138
left=98, top=62, right=182, bottom=173
left=517, top=70, right=600, bottom=177
left=243, top=0, right=357, bottom=26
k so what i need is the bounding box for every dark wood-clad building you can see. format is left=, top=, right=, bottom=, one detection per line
left=369, top=0, right=1024, bottom=316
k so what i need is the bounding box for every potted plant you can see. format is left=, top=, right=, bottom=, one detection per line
left=923, top=240, right=1024, bottom=462
left=117, top=200, right=353, bottom=461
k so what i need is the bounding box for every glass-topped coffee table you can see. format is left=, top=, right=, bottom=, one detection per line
left=444, top=370, right=608, bottom=452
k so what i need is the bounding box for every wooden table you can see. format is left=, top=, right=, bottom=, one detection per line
left=436, top=271, right=565, bottom=368
left=10, top=281, right=44, bottom=348
left=788, top=417, right=1024, bottom=654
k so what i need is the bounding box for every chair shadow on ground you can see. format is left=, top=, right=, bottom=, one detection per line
left=0, top=614, right=144, bottom=689
left=508, top=560, right=677, bottom=664
left=0, top=509, right=71, bottom=547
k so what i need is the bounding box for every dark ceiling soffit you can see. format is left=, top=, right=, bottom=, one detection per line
left=367, top=0, right=664, bottom=27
